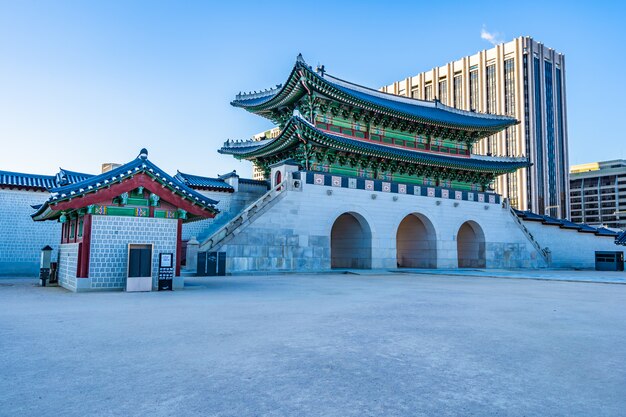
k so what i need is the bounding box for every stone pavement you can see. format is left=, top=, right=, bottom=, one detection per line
left=1, top=271, right=625, bottom=416
left=391, top=268, right=626, bottom=284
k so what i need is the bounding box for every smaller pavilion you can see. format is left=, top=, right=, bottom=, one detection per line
left=32, top=149, right=219, bottom=292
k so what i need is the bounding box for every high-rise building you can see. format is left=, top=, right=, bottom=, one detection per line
left=251, top=128, right=280, bottom=180
left=381, top=36, right=569, bottom=218
left=570, top=160, right=626, bottom=230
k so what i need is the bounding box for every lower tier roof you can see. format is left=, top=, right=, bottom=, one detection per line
left=220, top=116, right=529, bottom=175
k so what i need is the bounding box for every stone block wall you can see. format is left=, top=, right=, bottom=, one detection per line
left=87, top=216, right=178, bottom=290
left=219, top=178, right=545, bottom=273
left=0, top=188, right=60, bottom=276
left=182, top=187, right=268, bottom=242
left=523, top=222, right=620, bottom=269
left=58, top=243, right=79, bottom=291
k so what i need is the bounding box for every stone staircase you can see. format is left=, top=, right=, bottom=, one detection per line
left=199, top=180, right=288, bottom=252
left=507, top=205, right=551, bottom=266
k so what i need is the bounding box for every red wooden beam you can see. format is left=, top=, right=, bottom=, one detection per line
left=176, top=219, right=182, bottom=276
left=51, top=174, right=216, bottom=218
left=78, top=214, right=92, bottom=278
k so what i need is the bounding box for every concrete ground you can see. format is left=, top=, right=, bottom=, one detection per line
left=1, top=272, right=625, bottom=417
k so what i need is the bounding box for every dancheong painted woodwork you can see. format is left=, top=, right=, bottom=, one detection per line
left=220, top=55, right=529, bottom=191
left=31, top=149, right=219, bottom=224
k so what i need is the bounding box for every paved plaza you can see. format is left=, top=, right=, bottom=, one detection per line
left=1, top=271, right=625, bottom=416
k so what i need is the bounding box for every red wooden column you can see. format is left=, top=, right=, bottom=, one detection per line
left=176, top=218, right=183, bottom=276
left=78, top=214, right=92, bottom=278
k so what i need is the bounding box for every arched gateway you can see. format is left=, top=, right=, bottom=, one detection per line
left=331, top=212, right=372, bottom=269
left=457, top=221, right=486, bottom=268
left=396, top=214, right=437, bottom=268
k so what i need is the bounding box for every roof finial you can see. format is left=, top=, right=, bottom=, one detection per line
left=296, top=53, right=305, bottom=64
left=316, top=64, right=326, bottom=77
left=138, top=148, right=148, bottom=160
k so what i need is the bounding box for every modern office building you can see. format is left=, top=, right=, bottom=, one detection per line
left=251, top=128, right=280, bottom=180
left=381, top=36, right=569, bottom=218
left=570, top=160, right=626, bottom=230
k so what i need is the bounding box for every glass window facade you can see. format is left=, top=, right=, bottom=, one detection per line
left=556, top=67, right=567, bottom=218
left=534, top=57, right=545, bottom=214
left=424, top=84, right=433, bottom=101
left=504, top=58, right=515, bottom=116
left=469, top=70, right=478, bottom=111
left=438, top=79, right=447, bottom=105
left=485, top=64, right=497, bottom=155
left=503, top=58, right=518, bottom=207
left=485, top=64, right=496, bottom=114
left=453, top=75, right=462, bottom=108
left=523, top=54, right=532, bottom=209
left=545, top=61, right=557, bottom=216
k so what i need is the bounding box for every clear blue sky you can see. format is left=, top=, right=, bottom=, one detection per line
left=0, top=0, right=624, bottom=178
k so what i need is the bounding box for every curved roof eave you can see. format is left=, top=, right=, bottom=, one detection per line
left=230, top=55, right=518, bottom=132
left=220, top=116, right=528, bottom=174
left=44, top=157, right=220, bottom=212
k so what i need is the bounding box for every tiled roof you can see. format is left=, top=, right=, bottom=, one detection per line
left=56, top=168, right=93, bottom=186
left=324, top=73, right=515, bottom=130
left=0, top=168, right=93, bottom=190
left=33, top=150, right=219, bottom=221
left=220, top=116, right=528, bottom=174
left=231, top=55, right=517, bottom=133
left=239, top=178, right=269, bottom=186
left=0, top=170, right=56, bottom=190
left=174, top=171, right=234, bottom=191
left=513, top=210, right=621, bottom=237
left=617, top=231, right=626, bottom=246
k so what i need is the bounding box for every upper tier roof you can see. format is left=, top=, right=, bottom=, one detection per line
left=220, top=115, right=529, bottom=174
left=231, top=55, right=517, bottom=137
left=33, top=149, right=219, bottom=221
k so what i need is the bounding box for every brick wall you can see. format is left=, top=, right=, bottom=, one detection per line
left=88, top=216, right=178, bottom=290
left=58, top=243, right=79, bottom=291
left=0, top=188, right=60, bottom=276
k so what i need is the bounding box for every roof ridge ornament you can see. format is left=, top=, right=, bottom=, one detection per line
left=138, top=148, right=148, bottom=160
left=316, top=64, right=326, bottom=77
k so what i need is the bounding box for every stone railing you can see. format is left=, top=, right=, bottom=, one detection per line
left=507, top=204, right=551, bottom=266
left=199, top=179, right=288, bottom=252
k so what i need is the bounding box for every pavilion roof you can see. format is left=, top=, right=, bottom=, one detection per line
left=231, top=55, right=517, bottom=139
left=220, top=115, right=528, bottom=175
left=32, top=149, right=219, bottom=221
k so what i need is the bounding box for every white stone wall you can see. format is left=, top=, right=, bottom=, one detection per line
left=58, top=243, right=79, bottom=291
left=220, top=179, right=545, bottom=273
left=182, top=188, right=268, bottom=242
left=182, top=191, right=234, bottom=241
left=0, top=188, right=60, bottom=276
left=87, top=216, right=178, bottom=290
left=523, top=222, right=620, bottom=269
